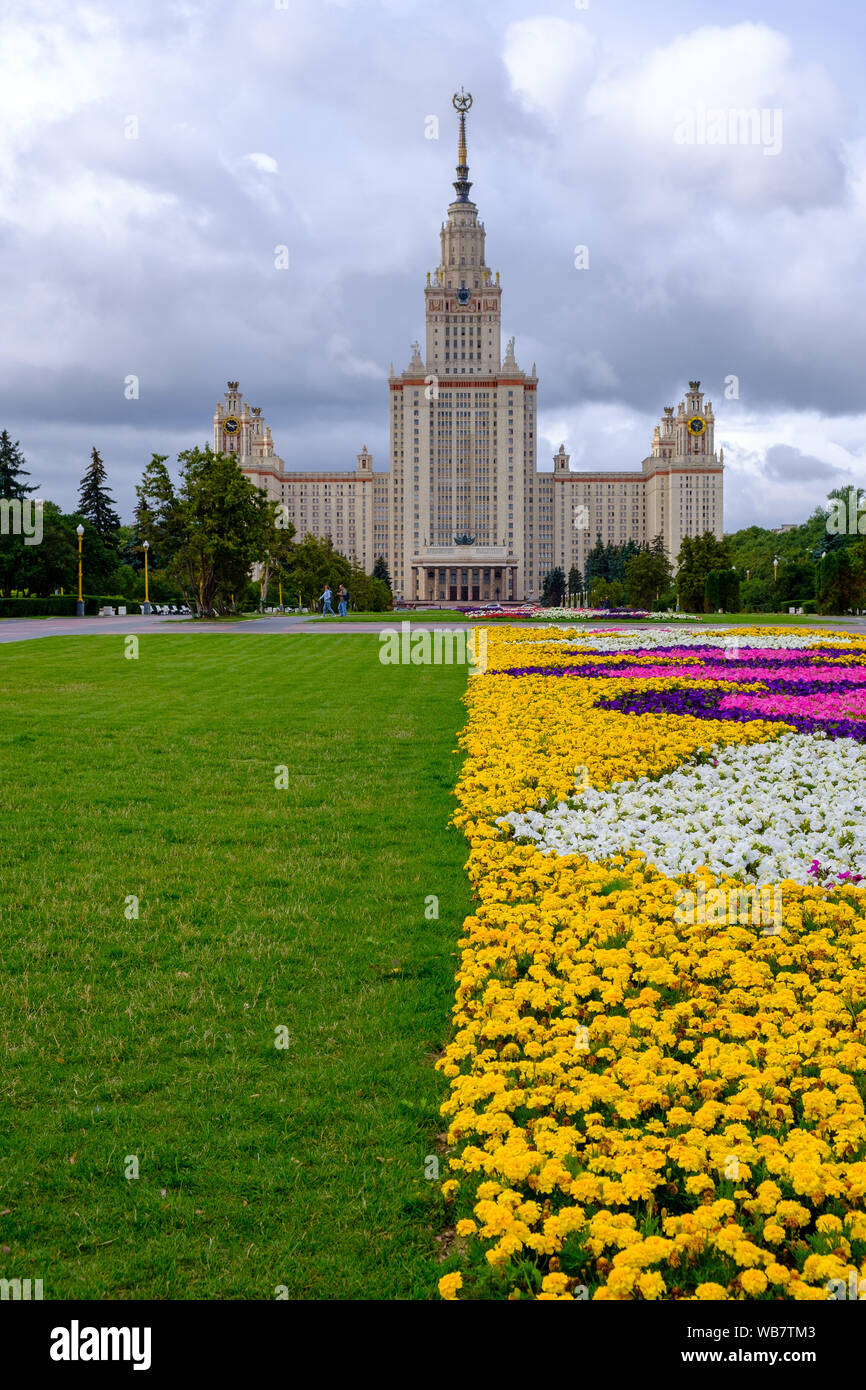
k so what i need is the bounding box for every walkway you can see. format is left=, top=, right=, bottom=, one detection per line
left=1, top=613, right=865, bottom=644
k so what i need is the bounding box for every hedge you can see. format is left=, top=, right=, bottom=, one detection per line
left=0, top=595, right=143, bottom=618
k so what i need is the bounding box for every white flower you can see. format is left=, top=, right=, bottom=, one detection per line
left=499, top=732, right=866, bottom=887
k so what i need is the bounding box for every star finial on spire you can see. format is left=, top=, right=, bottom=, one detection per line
left=452, top=89, right=473, bottom=202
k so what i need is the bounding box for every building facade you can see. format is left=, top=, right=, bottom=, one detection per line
left=215, top=94, right=723, bottom=602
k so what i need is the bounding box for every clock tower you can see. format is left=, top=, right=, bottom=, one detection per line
left=424, top=91, right=502, bottom=375
left=388, top=91, right=537, bottom=602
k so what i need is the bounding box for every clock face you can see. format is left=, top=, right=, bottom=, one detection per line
left=456, top=287, right=471, bottom=306
left=687, top=415, right=706, bottom=436
left=223, top=416, right=241, bottom=435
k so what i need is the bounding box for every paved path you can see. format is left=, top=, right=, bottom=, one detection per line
left=0, top=614, right=440, bottom=642
left=2, top=614, right=866, bottom=644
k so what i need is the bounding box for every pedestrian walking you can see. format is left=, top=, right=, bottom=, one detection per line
left=337, top=584, right=348, bottom=617
left=319, top=584, right=336, bottom=615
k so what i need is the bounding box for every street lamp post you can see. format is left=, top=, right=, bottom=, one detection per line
left=76, top=524, right=84, bottom=616
left=141, top=540, right=152, bottom=615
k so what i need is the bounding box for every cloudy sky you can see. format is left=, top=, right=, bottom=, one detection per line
left=2, top=0, right=865, bottom=531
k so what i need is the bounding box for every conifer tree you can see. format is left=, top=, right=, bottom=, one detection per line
left=0, top=430, right=36, bottom=498
left=78, top=447, right=121, bottom=541
left=372, top=554, right=392, bottom=589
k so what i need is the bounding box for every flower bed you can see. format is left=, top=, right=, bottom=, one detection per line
left=437, top=626, right=866, bottom=1301
left=461, top=607, right=702, bottom=623
left=528, top=607, right=701, bottom=623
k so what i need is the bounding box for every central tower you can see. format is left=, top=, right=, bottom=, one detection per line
left=388, top=91, right=538, bottom=603
left=424, top=91, right=502, bottom=377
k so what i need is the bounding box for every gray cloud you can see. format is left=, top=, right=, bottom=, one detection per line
left=1, top=0, right=865, bottom=532
left=763, top=444, right=843, bottom=481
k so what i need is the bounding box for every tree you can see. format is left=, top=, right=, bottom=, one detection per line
left=541, top=566, right=566, bottom=606
left=816, top=548, right=853, bottom=614
left=372, top=555, right=392, bottom=590
left=624, top=547, right=672, bottom=610
left=676, top=532, right=732, bottom=611
left=281, top=533, right=351, bottom=609
left=0, top=525, right=25, bottom=598
left=584, top=536, right=607, bottom=586
left=0, top=504, right=120, bottom=599
left=78, top=447, right=121, bottom=542
left=0, top=431, right=36, bottom=498
left=136, top=447, right=273, bottom=617
left=17, top=504, right=79, bottom=596
left=589, top=576, right=625, bottom=608
left=603, top=541, right=618, bottom=581
left=271, top=534, right=390, bottom=612
left=740, top=575, right=774, bottom=613
left=347, top=563, right=391, bottom=612
left=722, top=570, right=741, bottom=612
left=259, top=513, right=296, bottom=606
left=567, top=565, right=582, bottom=600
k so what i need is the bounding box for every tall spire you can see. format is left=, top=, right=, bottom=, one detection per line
left=452, top=89, right=473, bottom=203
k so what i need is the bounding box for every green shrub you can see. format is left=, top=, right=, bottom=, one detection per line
left=0, top=595, right=77, bottom=617
left=0, top=595, right=142, bottom=618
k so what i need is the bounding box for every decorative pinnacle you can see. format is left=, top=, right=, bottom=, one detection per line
left=452, top=89, right=473, bottom=202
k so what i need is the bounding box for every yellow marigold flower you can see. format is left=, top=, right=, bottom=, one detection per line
left=732, top=1241, right=765, bottom=1268
left=695, top=1283, right=728, bottom=1300
left=766, top=1263, right=790, bottom=1286
left=762, top=1221, right=785, bottom=1245
left=441, top=1180, right=460, bottom=1201
left=740, top=1270, right=768, bottom=1295
left=844, top=1213, right=866, bottom=1241
left=438, top=1272, right=463, bottom=1300
left=455, top=1219, right=477, bottom=1237
left=815, top=1214, right=843, bottom=1234
left=775, top=1201, right=811, bottom=1228
left=803, top=1253, right=849, bottom=1284
left=637, top=1271, right=666, bottom=1300
left=791, top=1281, right=832, bottom=1301
left=709, top=1199, right=737, bottom=1219
left=620, top=1171, right=657, bottom=1201
left=485, top=1246, right=510, bottom=1267
left=540, top=1272, right=571, bottom=1296
left=685, top=1174, right=715, bottom=1196
left=476, top=1182, right=502, bottom=1200
left=606, top=1267, right=638, bottom=1296
left=515, top=1200, right=542, bottom=1224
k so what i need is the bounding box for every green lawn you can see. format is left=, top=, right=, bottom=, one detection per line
left=0, top=635, right=472, bottom=1300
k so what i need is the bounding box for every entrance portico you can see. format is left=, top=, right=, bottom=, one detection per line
left=410, top=545, right=516, bottom=603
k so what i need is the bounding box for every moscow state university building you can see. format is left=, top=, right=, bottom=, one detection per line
left=214, top=95, right=723, bottom=602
